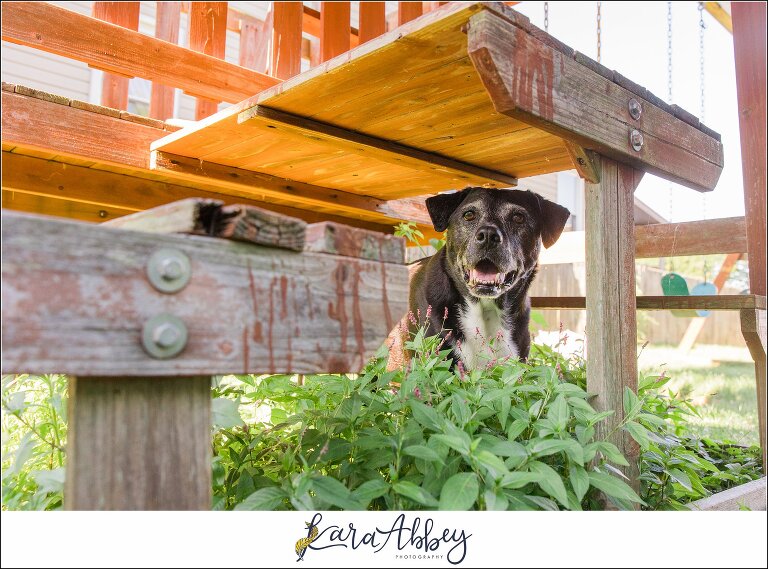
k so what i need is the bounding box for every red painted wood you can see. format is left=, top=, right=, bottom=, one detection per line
left=188, top=2, right=228, bottom=120
left=398, top=2, right=423, bottom=26
left=92, top=2, right=140, bottom=110
left=320, top=2, right=350, bottom=62
left=270, top=2, right=303, bottom=79
left=359, top=2, right=385, bottom=43
left=149, top=2, right=180, bottom=120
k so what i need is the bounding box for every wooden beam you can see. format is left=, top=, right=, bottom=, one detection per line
left=270, top=2, right=303, bottom=79
left=688, top=477, right=766, bottom=511
left=677, top=253, right=742, bottom=352
left=530, top=295, right=766, bottom=311
left=733, top=3, right=767, bottom=297
left=320, top=2, right=350, bottom=62
left=1, top=210, right=409, bottom=376
left=704, top=2, right=733, bottom=34
left=92, top=2, right=140, bottom=110
left=1, top=189, right=135, bottom=223
left=235, top=105, right=519, bottom=188
left=563, top=141, right=600, bottom=183
left=467, top=9, right=724, bottom=192
left=189, top=2, right=228, bottom=119
left=66, top=375, right=211, bottom=510
left=585, top=155, right=643, bottom=504
left=359, top=2, right=386, bottom=44
left=0, top=2, right=279, bottom=103
left=149, top=2, right=181, bottom=120
left=741, top=309, right=767, bottom=472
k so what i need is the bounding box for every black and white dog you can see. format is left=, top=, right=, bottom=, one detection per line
left=409, top=187, right=570, bottom=369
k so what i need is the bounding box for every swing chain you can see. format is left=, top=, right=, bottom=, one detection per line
left=699, top=2, right=709, bottom=283
left=596, top=2, right=602, bottom=63
left=544, top=1, right=549, bottom=33
left=666, top=2, right=674, bottom=271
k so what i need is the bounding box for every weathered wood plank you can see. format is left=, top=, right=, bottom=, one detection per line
left=531, top=295, right=766, bottom=311
left=320, top=2, right=350, bottom=62
left=733, top=3, right=767, bottom=298
left=92, top=2, right=140, bottom=110
left=149, top=2, right=181, bottom=120
left=0, top=2, right=279, bottom=103
left=305, top=222, right=405, bottom=264
left=189, top=2, right=228, bottom=119
left=563, top=141, right=600, bottom=183
left=101, top=198, right=223, bottom=233
left=634, top=217, right=747, bottom=258
left=688, top=477, right=766, bottom=511
left=741, top=308, right=767, bottom=472
left=585, top=155, right=643, bottom=504
left=65, top=375, right=211, bottom=510
left=467, top=9, right=723, bottom=192
left=1, top=210, right=409, bottom=376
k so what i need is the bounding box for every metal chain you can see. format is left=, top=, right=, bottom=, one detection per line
left=544, top=1, right=549, bottom=33
left=699, top=2, right=709, bottom=280
left=667, top=1, right=673, bottom=230
left=596, top=2, right=602, bottom=63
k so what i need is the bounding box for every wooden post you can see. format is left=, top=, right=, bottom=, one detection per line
left=741, top=309, right=767, bottom=472
left=320, top=2, right=350, bottom=62
left=92, top=2, right=140, bottom=110
left=585, top=155, right=644, bottom=504
left=358, top=2, right=386, bottom=44
left=269, top=2, right=303, bottom=79
left=733, top=1, right=767, bottom=473
left=188, top=2, right=228, bottom=120
left=398, top=2, right=424, bottom=25
left=149, top=2, right=181, bottom=120
left=65, top=376, right=211, bottom=510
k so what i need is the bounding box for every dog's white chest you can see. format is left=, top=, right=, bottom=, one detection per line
left=457, top=299, right=518, bottom=369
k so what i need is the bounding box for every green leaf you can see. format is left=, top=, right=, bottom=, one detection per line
left=234, top=487, right=287, bottom=511
left=352, top=479, right=390, bottom=505
left=432, top=433, right=470, bottom=456
left=403, top=445, right=445, bottom=465
left=473, top=450, right=509, bottom=480
left=530, top=439, right=584, bottom=465
left=528, top=461, right=569, bottom=509
left=624, top=421, right=651, bottom=450
left=212, top=397, right=244, bottom=429
left=439, top=473, right=479, bottom=510
left=393, top=481, right=439, bottom=508
left=592, top=441, right=630, bottom=467
left=547, top=394, right=569, bottom=430
left=31, top=467, right=65, bottom=494
left=500, top=472, right=542, bottom=489
left=451, top=394, right=471, bottom=426
left=484, top=488, right=509, bottom=511
left=410, top=400, right=443, bottom=432
left=623, top=387, right=639, bottom=417
left=668, top=468, right=693, bottom=492
left=312, top=476, right=364, bottom=510
left=588, top=471, right=645, bottom=505
left=506, top=419, right=529, bottom=441
left=569, top=465, right=589, bottom=502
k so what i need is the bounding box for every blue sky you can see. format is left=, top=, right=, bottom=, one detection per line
left=513, top=1, right=745, bottom=223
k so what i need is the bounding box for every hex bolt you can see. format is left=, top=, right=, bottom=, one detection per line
left=146, top=248, right=191, bottom=294
left=628, top=98, right=642, bottom=120
left=142, top=314, right=188, bottom=359
left=153, top=322, right=181, bottom=348
left=159, top=258, right=184, bottom=281
left=630, top=129, right=644, bottom=152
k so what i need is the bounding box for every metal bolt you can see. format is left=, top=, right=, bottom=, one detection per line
left=630, top=129, right=644, bottom=151
left=98, top=209, right=108, bottom=218
left=147, top=248, right=191, bottom=294
left=628, top=98, right=642, bottom=120
left=159, top=258, right=184, bottom=281
left=142, top=314, right=188, bottom=359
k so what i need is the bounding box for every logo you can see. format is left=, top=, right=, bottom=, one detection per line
left=293, top=513, right=471, bottom=564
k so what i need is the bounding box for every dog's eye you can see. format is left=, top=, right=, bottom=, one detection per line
left=512, top=213, right=525, bottom=224
left=463, top=210, right=476, bottom=222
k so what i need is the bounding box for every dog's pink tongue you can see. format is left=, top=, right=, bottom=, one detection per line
left=471, top=268, right=501, bottom=283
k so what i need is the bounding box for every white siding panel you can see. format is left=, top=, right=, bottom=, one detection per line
left=1, top=43, right=92, bottom=101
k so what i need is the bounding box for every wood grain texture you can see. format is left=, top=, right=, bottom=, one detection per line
left=101, top=198, right=223, bottom=233
left=149, top=2, right=181, bottom=120
left=270, top=2, right=303, bottom=79
left=634, top=217, right=747, bottom=258
left=563, top=141, right=600, bottom=183
left=741, top=308, right=767, bottom=472
left=188, top=2, right=228, bottom=119
left=358, top=2, right=385, bottom=43
left=1, top=189, right=133, bottom=223
left=733, top=3, right=767, bottom=297
left=92, top=2, right=140, bottom=110
left=65, top=375, right=211, bottom=510
left=585, top=155, right=642, bottom=503
left=688, top=477, right=766, bottom=511
left=1, top=210, right=409, bottom=376
left=531, top=295, right=766, bottom=311
left=320, top=2, right=350, bottom=62
left=0, top=2, right=279, bottom=103
left=467, top=9, right=723, bottom=192
left=304, top=222, right=405, bottom=264
left=398, top=2, right=424, bottom=25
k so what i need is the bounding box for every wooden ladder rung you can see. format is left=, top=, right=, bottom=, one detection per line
left=531, top=295, right=767, bottom=311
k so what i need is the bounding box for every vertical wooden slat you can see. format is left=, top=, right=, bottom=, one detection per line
left=188, top=2, right=228, bottom=120
left=149, top=2, right=181, bottom=120
left=585, top=155, right=644, bottom=505
left=65, top=376, right=211, bottom=510
left=270, top=1, right=303, bottom=79
left=92, top=2, right=140, bottom=110
left=741, top=309, right=767, bottom=472
left=359, top=1, right=386, bottom=44
left=398, top=2, right=423, bottom=26
left=732, top=1, right=767, bottom=475
left=320, top=2, right=350, bottom=62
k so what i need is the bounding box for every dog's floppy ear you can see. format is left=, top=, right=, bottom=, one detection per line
left=531, top=192, right=570, bottom=249
left=425, top=189, right=471, bottom=232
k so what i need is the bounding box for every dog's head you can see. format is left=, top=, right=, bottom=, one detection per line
left=426, top=187, right=570, bottom=299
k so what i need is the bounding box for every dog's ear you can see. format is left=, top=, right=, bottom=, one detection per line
left=425, top=189, right=471, bottom=232
left=531, top=192, right=570, bottom=248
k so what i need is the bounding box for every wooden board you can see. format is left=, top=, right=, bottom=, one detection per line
left=92, top=2, right=140, bottom=111
left=304, top=222, right=406, bottom=264
left=741, top=308, right=767, bottom=471
left=531, top=295, right=766, bottom=311
left=467, top=9, right=723, bottom=192
left=688, top=477, right=766, bottom=511
left=188, top=2, right=228, bottom=119
left=149, top=2, right=181, bottom=121
left=66, top=375, right=211, bottom=510
left=1, top=210, right=409, bottom=375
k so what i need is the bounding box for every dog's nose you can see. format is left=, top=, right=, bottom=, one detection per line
left=475, top=226, right=503, bottom=248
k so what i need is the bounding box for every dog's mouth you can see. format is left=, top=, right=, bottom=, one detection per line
left=462, top=259, right=516, bottom=297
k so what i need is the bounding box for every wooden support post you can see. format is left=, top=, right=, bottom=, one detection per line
left=92, top=2, right=140, bottom=111
left=678, top=253, right=742, bottom=352
left=358, top=2, right=386, bottom=44
left=65, top=376, right=211, bottom=510
left=270, top=2, right=303, bottom=79
left=149, top=2, right=181, bottom=120
left=398, top=2, right=424, bottom=26
left=320, top=2, right=350, bottom=62
left=740, top=308, right=767, bottom=472
left=585, top=155, right=644, bottom=505
left=188, top=2, right=228, bottom=120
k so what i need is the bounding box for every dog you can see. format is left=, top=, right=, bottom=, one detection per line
left=402, top=187, right=570, bottom=370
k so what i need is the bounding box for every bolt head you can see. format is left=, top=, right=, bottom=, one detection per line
left=630, top=129, right=644, bottom=151
left=153, top=322, right=181, bottom=348
left=628, top=98, right=642, bottom=120
left=160, top=258, right=184, bottom=281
